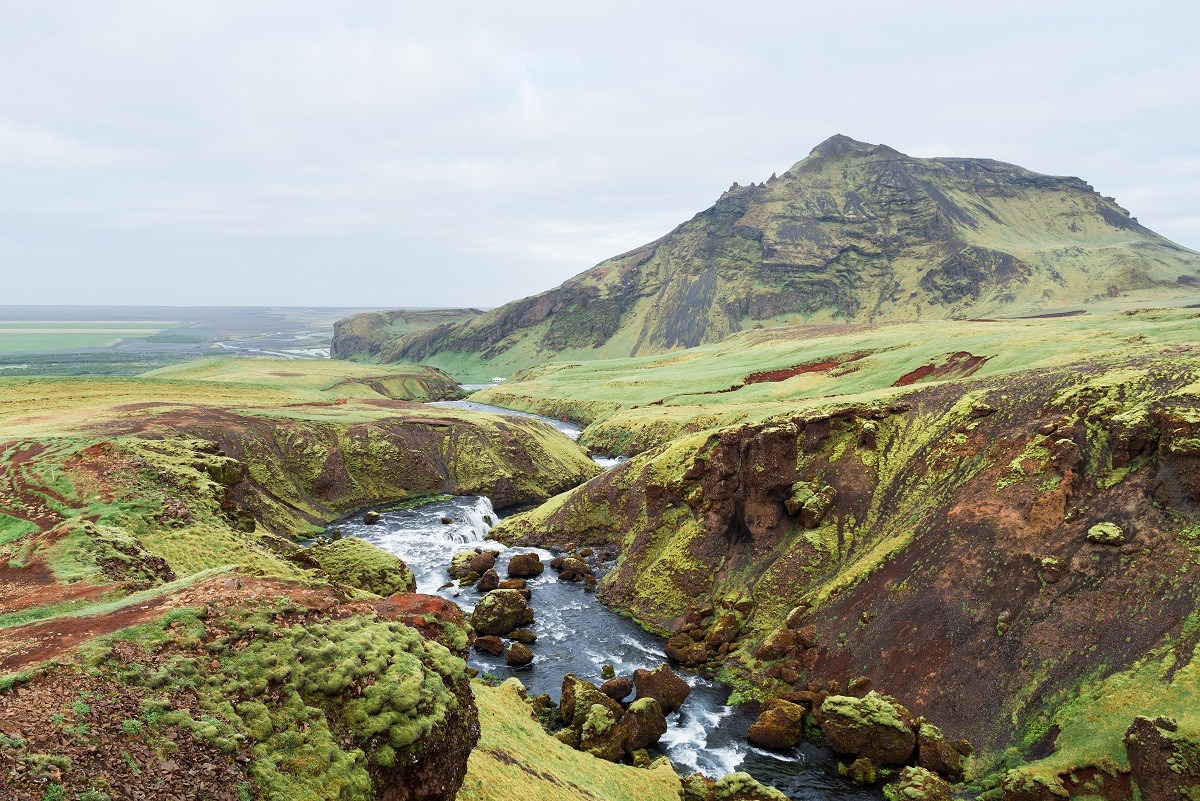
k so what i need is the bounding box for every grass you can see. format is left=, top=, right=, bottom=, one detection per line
left=459, top=678, right=681, bottom=801
left=0, top=321, right=173, bottom=352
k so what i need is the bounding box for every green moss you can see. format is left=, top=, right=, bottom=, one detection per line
left=821, top=692, right=912, bottom=736
left=306, top=537, right=415, bottom=596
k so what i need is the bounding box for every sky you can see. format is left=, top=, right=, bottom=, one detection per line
left=2, top=1, right=1198, bottom=308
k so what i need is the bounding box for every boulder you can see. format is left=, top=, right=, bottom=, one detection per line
left=707, top=772, right=789, bottom=800
left=560, top=674, right=624, bottom=730
left=307, top=537, right=415, bottom=596
left=476, top=568, right=500, bottom=592
left=362, top=510, right=381, bottom=524
left=884, top=766, right=951, bottom=801
left=497, top=578, right=527, bottom=590
left=450, top=549, right=497, bottom=579
left=1087, top=522, right=1126, bottom=545
left=818, top=692, right=916, bottom=765
left=507, top=552, right=545, bottom=578
left=916, top=722, right=964, bottom=780
left=747, top=698, right=806, bottom=750
left=554, top=556, right=591, bottom=582
left=622, top=697, right=668, bottom=752
left=784, top=481, right=836, bottom=528
left=473, top=635, right=504, bottom=655
left=505, top=642, right=534, bottom=666
left=509, top=628, right=537, bottom=644
left=756, top=628, right=796, bottom=661
left=705, top=614, right=741, bottom=649
left=633, top=663, right=691, bottom=715
left=1124, top=715, right=1200, bottom=801
left=579, top=703, right=627, bottom=762
left=842, top=757, right=877, bottom=785
left=470, top=589, right=534, bottom=635
left=666, top=633, right=707, bottom=666
left=599, top=676, right=634, bottom=702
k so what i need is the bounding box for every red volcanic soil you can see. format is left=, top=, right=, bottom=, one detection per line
left=744, top=351, right=871, bottom=385
left=894, top=352, right=989, bottom=386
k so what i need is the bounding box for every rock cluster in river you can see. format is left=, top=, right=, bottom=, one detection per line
left=542, top=664, right=688, bottom=763
left=746, top=682, right=969, bottom=798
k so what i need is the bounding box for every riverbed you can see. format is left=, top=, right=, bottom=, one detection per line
left=331, top=401, right=876, bottom=799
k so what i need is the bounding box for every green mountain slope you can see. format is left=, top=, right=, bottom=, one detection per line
left=334, top=135, right=1200, bottom=380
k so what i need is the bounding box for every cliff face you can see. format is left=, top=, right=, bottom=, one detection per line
left=334, top=135, right=1200, bottom=376
left=493, top=342, right=1200, bottom=794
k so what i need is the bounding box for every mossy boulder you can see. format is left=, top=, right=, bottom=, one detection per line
left=988, top=768, right=1068, bottom=801
left=705, top=614, right=741, bottom=649
left=622, top=697, right=668, bottom=752
left=579, top=703, right=628, bottom=762
left=665, top=633, right=708, bottom=666
left=633, top=663, right=691, bottom=715
left=841, top=757, right=877, bottom=785
left=476, top=568, right=500, bottom=592
left=747, top=698, right=807, bottom=750
left=1086, top=521, right=1126, bottom=545
left=599, top=676, right=634, bottom=702
left=708, top=771, right=789, bottom=800
left=818, top=692, right=916, bottom=765
left=916, top=721, right=964, bottom=780
left=784, top=481, right=836, bottom=528
left=560, top=674, right=625, bottom=732
left=474, top=635, right=504, bottom=655
left=307, top=537, right=415, bottom=596
left=450, top=549, right=499, bottom=579
left=883, top=766, right=951, bottom=801
left=470, top=589, right=534, bottom=635
left=505, top=641, right=534, bottom=666
left=507, top=552, right=545, bottom=578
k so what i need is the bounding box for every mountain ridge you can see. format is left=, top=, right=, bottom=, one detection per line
left=335, top=136, right=1200, bottom=378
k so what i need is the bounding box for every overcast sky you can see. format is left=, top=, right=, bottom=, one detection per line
left=2, top=1, right=1198, bottom=308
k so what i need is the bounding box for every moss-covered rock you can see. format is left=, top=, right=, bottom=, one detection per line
left=916, top=721, right=964, bottom=780
left=1086, top=521, right=1126, bottom=545
left=747, top=698, right=807, bottom=750
left=622, top=697, right=668, bottom=752
left=580, top=702, right=628, bottom=762
left=841, top=757, right=877, bottom=785
left=560, top=674, right=624, bottom=731
left=307, top=536, right=415, bottom=596
left=819, top=692, right=916, bottom=765
left=632, top=663, right=691, bottom=715
left=1124, top=715, right=1200, bottom=801
left=883, top=766, right=951, bottom=801
left=470, top=589, right=534, bottom=635
left=507, top=552, right=544, bottom=578
left=708, top=771, right=789, bottom=801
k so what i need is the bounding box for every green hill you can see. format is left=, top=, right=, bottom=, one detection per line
left=333, top=135, right=1200, bottom=380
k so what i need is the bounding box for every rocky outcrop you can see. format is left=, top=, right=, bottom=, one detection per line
left=470, top=589, right=534, bottom=635
left=747, top=698, right=806, bottom=750
left=306, top=536, right=415, bottom=596
left=633, top=664, right=691, bottom=715
left=817, top=692, right=916, bottom=765
left=1124, top=716, right=1200, bottom=801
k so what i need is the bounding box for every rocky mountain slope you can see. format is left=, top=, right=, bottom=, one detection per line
left=334, top=135, right=1200, bottom=379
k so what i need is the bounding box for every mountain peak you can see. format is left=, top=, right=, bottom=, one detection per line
left=807, top=134, right=898, bottom=159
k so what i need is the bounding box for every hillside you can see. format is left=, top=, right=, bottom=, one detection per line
left=333, top=135, right=1200, bottom=380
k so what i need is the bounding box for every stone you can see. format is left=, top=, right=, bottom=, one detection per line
left=555, top=556, right=591, bottom=582
left=600, top=664, right=616, bottom=680
left=747, top=698, right=807, bottom=750
left=633, top=663, right=691, bottom=715
left=916, top=722, right=964, bottom=780
left=883, top=766, right=951, bottom=801
left=708, top=772, right=789, bottom=800
left=362, top=510, right=381, bottom=525
left=476, top=568, right=500, bottom=592
left=666, top=633, right=707, bottom=666
left=599, top=676, right=634, bottom=702
left=560, top=674, right=624, bottom=731
left=818, top=692, right=916, bottom=765
left=470, top=589, right=534, bottom=635
left=705, top=614, right=741, bottom=649
left=509, top=628, right=537, bottom=644
left=497, top=578, right=527, bottom=590
left=507, top=552, right=545, bottom=578
left=505, top=642, right=534, bottom=666
left=847, top=676, right=872, bottom=697
left=1086, top=521, right=1126, bottom=545
left=843, top=757, right=877, bottom=785
left=579, top=703, right=628, bottom=762
left=473, top=635, right=504, bottom=656
left=622, top=697, right=668, bottom=752
left=449, top=549, right=498, bottom=579
left=756, top=628, right=796, bottom=661
left=441, top=515, right=453, bottom=524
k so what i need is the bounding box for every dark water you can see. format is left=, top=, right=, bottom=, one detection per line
left=335, top=495, right=877, bottom=799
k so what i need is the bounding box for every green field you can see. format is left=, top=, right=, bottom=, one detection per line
left=0, top=320, right=175, bottom=351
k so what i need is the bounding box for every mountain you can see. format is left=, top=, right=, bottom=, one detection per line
left=335, top=135, right=1200, bottom=377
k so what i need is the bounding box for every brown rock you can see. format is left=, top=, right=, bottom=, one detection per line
left=633, top=663, right=691, bottom=714
left=623, top=697, right=668, bottom=752
left=818, top=692, right=916, bottom=765
left=497, top=578, right=527, bottom=590
left=505, top=642, right=534, bottom=666
left=507, top=552, right=545, bottom=578
left=555, top=556, right=591, bottom=582
left=665, top=634, right=707, bottom=666
left=473, top=635, right=504, bottom=656
left=917, top=722, right=964, bottom=780
left=561, top=674, right=624, bottom=730
left=747, top=698, right=806, bottom=750
left=476, top=568, right=500, bottom=592
left=509, top=628, right=537, bottom=644
left=705, top=614, right=741, bottom=649
left=756, top=628, right=796, bottom=661
left=362, top=510, right=381, bottom=524
left=887, top=766, right=951, bottom=801
left=599, top=676, right=634, bottom=702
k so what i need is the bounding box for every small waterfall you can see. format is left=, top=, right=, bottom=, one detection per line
left=461, top=496, right=496, bottom=541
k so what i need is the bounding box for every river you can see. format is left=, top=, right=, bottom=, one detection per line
left=331, top=402, right=876, bottom=800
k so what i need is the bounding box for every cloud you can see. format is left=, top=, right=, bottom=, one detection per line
left=0, top=0, right=1197, bottom=305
